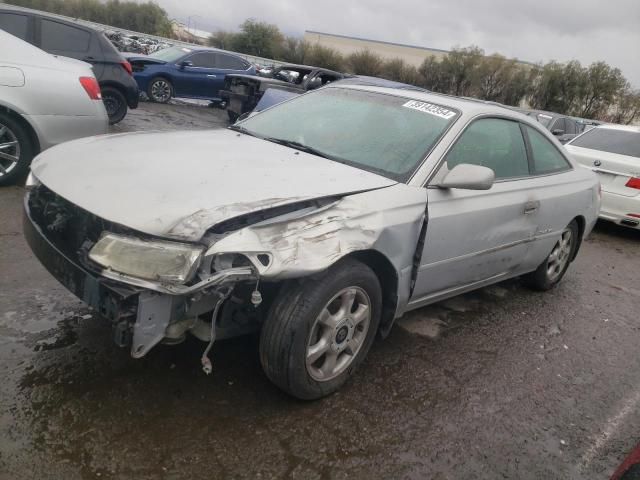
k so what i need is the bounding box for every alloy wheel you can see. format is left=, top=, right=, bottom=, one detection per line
left=547, top=228, right=573, bottom=281
left=0, top=123, right=20, bottom=180
left=306, top=286, right=371, bottom=382
left=150, top=80, right=171, bottom=102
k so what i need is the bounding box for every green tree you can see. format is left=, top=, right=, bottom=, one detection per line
left=346, top=49, right=384, bottom=76
left=279, top=36, right=310, bottom=64
left=304, top=44, right=345, bottom=71
left=607, top=86, right=640, bottom=124
left=380, top=58, right=419, bottom=84
left=440, top=46, right=484, bottom=96
left=573, top=61, right=627, bottom=118
left=208, top=30, right=236, bottom=49
left=6, top=0, right=172, bottom=36
left=229, top=19, right=283, bottom=59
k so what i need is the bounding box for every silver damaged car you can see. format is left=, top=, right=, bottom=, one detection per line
left=24, top=85, right=600, bottom=399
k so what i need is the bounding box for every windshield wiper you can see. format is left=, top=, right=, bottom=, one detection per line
left=262, top=138, right=335, bottom=160
left=229, top=126, right=339, bottom=162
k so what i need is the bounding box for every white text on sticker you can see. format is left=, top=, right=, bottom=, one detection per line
left=402, top=100, right=456, bottom=119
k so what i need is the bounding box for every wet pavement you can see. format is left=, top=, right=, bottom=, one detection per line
left=1, top=101, right=640, bottom=479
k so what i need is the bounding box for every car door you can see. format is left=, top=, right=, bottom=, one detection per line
left=411, top=117, right=540, bottom=302
left=520, top=124, right=582, bottom=261
left=172, top=51, right=219, bottom=98
left=211, top=53, right=251, bottom=98
left=36, top=18, right=103, bottom=77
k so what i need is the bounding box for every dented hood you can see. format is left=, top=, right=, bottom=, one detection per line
left=31, top=129, right=396, bottom=241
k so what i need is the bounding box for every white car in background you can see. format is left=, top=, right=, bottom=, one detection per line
left=566, top=125, right=640, bottom=229
left=0, top=29, right=108, bottom=186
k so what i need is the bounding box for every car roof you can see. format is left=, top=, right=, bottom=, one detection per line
left=595, top=124, right=640, bottom=133
left=331, top=84, right=531, bottom=119
left=0, top=4, right=94, bottom=30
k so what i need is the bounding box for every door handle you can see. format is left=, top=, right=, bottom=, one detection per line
left=206, top=74, right=217, bottom=78
left=523, top=201, right=540, bottom=215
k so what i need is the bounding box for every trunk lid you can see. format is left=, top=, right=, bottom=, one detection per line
left=566, top=145, right=640, bottom=197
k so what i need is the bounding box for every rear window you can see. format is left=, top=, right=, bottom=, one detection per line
left=571, top=129, right=640, bottom=158
left=41, top=19, right=91, bottom=52
left=0, top=12, right=29, bottom=40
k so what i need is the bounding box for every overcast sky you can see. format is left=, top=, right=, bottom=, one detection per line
left=159, top=0, right=640, bottom=86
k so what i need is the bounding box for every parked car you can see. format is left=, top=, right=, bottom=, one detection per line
left=0, top=4, right=138, bottom=124
left=514, top=109, right=591, bottom=144
left=24, top=86, right=599, bottom=399
left=566, top=125, right=640, bottom=229
left=0, top=30, right=107, bottom=186
left=220, top=64, right=350, bottom=122
left=125, top=46, right=256, bottom=104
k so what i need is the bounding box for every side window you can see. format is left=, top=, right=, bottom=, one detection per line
left=40, top=19, right=90, bottom=52
left=445, top=118, right=529, bottom=180
left=552, top=118, right=566, bottom=133
left=186, top=52, right=217, bottom=68
left=0, top=13, right=29, bottom=40
left=215, top=54, right=247, bottom=70
left=525, top=126, right=571, bottom=174
left=564, top=119, right=577, bottom=135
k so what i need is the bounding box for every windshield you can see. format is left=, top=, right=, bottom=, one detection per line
left=237, top=88, right=459, bottom=181
left=149, top=46, right=192, bottom=63
left=571, top=128, right=640, bottom=158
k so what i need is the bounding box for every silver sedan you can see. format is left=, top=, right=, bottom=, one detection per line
left=0, top=30, right=108, bottom=185
left=24, top=85, right=600, bottom=399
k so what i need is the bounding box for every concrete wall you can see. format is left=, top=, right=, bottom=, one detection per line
left=303, top=31, right=449, bottom=67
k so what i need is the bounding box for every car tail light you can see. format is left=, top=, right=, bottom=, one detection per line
left=628, top=214, right=640, bottom=218
left=79, top=76, right=101, bottom=100
left=625, top=177, right=640, bottom=190
left=120, top=60, right=133, bottom=76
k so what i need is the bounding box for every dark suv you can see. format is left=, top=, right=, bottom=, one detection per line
left=0, top=5, right=138, bottom=124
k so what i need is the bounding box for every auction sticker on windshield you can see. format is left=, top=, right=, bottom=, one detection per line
left=402, top=100, right=456, bottom=119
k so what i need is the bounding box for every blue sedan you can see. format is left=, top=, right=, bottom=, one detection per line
left=126, top=46, right=256, bottom=103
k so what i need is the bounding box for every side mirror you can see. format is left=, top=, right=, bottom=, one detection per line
left=439, top=164, right=495, bottom=190
left=179, top=60, right=193, bottom=69
left=552, top=129, right=565, bottom=136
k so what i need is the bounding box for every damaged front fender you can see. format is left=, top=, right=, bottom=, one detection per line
left=205, top=183, right=428, bottom=316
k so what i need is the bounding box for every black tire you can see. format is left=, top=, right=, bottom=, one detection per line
left=0, top=113, right=35, bottom=187
left=147, top=77, right=173, bottom=103
left=260, top=258, right=382, bottom=400
left=523, top=220, right=580, bottom=291
left=101, top=87, right=128, bottom=125
left=227, top=110, right=239, bottom=123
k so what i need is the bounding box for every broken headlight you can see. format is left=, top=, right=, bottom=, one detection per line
left=89, top=233, right=204, bottom=284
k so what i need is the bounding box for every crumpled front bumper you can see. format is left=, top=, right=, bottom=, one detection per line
left=22, top=191, right=251, bottom=357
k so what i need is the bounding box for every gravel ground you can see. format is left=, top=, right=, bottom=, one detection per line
left=1, top=101, right=639, bottom=480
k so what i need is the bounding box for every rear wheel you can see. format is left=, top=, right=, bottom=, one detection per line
left=0, top=113, right=35, bottom=187
left=101, top=86, right=128, bottom=124
left=523, top=220, right=579, bottom=291
left=147, top=77, right=173, bottom=103
left=260, top=259, right=381, bottom=400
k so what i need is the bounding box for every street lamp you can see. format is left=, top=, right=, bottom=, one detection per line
left=186, top=14, right=202, bottom=35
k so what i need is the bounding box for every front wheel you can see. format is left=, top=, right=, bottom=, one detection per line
left=523, top=220, right=579, bottom=291
left=260, top=259, right=382, bottom=400
left=147, top=77, right=173, bottom=103
left=101, top=87, right=128, bottom=124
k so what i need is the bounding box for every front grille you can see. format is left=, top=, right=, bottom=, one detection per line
left=28, top=185, right=132, bottom=267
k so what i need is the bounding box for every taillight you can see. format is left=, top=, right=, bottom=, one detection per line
left=625, top=177, right=640, bottom=190
left=79, top=76, right=101, bottom=100
left=120, top=60, right=133, bottom=76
